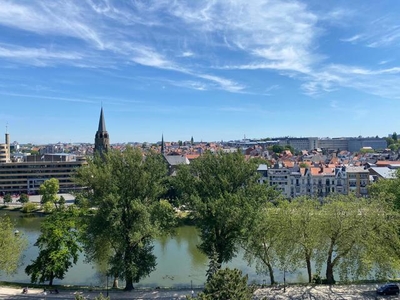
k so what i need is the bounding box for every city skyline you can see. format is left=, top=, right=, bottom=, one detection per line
left=1, top=1, right=400, bottom=144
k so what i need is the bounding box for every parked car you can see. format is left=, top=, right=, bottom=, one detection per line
left=376, top=283, right=399, bottom=295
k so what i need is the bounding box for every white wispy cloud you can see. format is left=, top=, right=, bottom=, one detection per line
left=166, top=0, right=320, bottom=74
left=341, top=34, right=363, bottom=43
left=302, top=64, right=400, bottom=99
left=0, top=1, right=105, bottom=49
left=0, top=92, right=96, bottom=104
left=0, top=44, right=83, bottom=66
left=1, top=0, right=399, bottom=100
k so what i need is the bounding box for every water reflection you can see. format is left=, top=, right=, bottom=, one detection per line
left=0, top=211, right=270, bottom=288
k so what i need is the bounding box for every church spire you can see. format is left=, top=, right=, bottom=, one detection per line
left=94, top=107, right=110, bottom=155
left=98, top=107, right=107, bottom=132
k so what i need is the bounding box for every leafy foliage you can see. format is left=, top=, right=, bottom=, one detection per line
left=0, top=215, right=27, bottom=275
left=3, top=194, right=12, bottom=204
left=21, top=202, right=38, bottom=213
left=176, top=151, right=280, bottom=267
left=39, top=178, right=59, bottom=205
left=18, top=193, right=29, bottom=204
left=243, top=194, right=400, bottom=285
left=75, top=147, right=176, bottom=290
left=25, top=208, right=81, bottom=286
left=368, top=169, right=400, bottom=210
left=195, top=268, right=253, bottom=300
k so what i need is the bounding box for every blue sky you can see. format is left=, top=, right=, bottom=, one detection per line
left=1, top=0, right=400, bottom=144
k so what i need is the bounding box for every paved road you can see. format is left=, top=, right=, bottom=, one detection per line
left=2, top=284, right=398, bottom=300
left=0, top=288, right=197, bottom=299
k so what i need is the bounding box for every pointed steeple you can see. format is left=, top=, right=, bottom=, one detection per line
left=98, top=107, right=107, bottom=132
left=94, top=107, right=110, bottom=155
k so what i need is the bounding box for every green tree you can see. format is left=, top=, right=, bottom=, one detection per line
left=177, top=151, right=279, bottom=268
left=0, top=215, right=27, bottom=275
left=271, top=144, right=284, bottom=153
left=385, top=137, right=394, bottom=146
left=39, top=178, right=59, bottom=205
left=392, top=132, right=398, bottom=142
left=195, top=268, right=253, bottom=300
left=316, top=194, right=400, bottom=284
left=299, top=162, right=308, bottom=168
left=58, top=195, right=66, bottom=208
left=18, top=193, right=29, bottom=204
left=75, top=147, right=176, bottom=291
left=286, top=197, right=322, bottom=283
left=242, top=202, right=281, bottom=285
left=25, top=208, right=81, bottom=286
left=284, top=145, right=295, bottom=154
left=3, top=194, right=12, bottom=204
left=368, top=169, right=400, bottom=210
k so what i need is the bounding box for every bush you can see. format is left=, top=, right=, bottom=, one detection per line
left=312, top=274, right=322, bottom=284
left=195, top=268, right=254, bottom=300
left=21, top=202, right=38, bottom=213
left=3, top=194, right=12, bottom=204
left=18, top=193, right=29, bottom=204
left=43, top=202, right=55, bottom=213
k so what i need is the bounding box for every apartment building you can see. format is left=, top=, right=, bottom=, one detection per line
left=346, top=166, right=370, bottom=197
left=260, top=164, right=353, bottom=199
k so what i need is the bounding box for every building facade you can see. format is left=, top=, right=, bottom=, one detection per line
left=259, top=164, right=359, bottom=199
left=0, top=158, right=86, bottom=195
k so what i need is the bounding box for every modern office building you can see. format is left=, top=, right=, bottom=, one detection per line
left=0, top=158, right=86, bottom=195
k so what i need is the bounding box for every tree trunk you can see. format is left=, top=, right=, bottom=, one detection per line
left=124, top=274, right=134, bottom=291
left=267, top=263, right=275, bottom=285
left=112, top=277, right=118, bottom=289
left=325, top=259, right=335, bottom=284
left=326, top=239, right=336, bottom=284
left=306, top=255, right=312, bottom=283
left=49, top=274, right=54, bottom=286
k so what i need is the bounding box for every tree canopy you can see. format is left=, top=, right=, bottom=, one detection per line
left=39, top=178, right=59, bottom=205
left=18, top=193, right=29, bottom=204
left=243, top=193, right=400, bottom=285
left=0, top=215, right=27, bottom=275
left=176, top=150, right=280, bottom=270
left=25, top=207, right=81, bottom=286
left=75, top=147, right=176, bottom=290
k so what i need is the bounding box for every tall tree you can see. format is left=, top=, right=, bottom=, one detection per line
left=0, top=215, right=27, bottom=275
left=39, top=178, right=59, bottom=206
left=75, top=147, right=176, bottom=290
left=25, top=207, right=81, bottom=286
left=177, top=151, right=279, bottom=268
left=316, top=194, right=400, bottom=284
left=242, top=202, right=281, bottom=285
left=286, top=197, right=322, bottom=283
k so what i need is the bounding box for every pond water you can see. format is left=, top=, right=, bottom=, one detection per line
left=0, top=211, right=307, bottom=288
